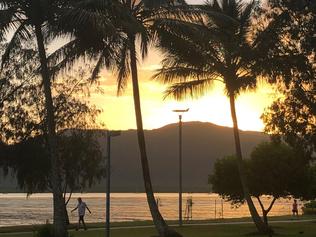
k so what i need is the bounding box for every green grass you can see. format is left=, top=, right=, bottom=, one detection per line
left=1, top=215, right=315, bottom=234
left=0, top=218, right=315, bottom=237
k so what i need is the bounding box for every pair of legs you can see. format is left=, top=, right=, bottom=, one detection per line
left=76, top=215, right=87, bottom=230
left=292, top=210, right=298, bottom=217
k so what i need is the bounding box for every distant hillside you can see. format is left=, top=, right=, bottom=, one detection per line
left=0, top=122, right=268, bottom=193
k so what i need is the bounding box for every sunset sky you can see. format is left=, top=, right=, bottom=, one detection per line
left=90, top=49, right=278, bottom=132
left=86, top=0, right=278, bottom=132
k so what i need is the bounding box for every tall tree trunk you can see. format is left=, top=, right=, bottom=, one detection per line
left=229, top=94, right=270, bottom=234
left=63, top=202, right=70, bottom=226
left=63, top=191, right=73, bottom=226
left=129, top=35, right=181, bottom=237
left=35, top=25, right=68, bottom=237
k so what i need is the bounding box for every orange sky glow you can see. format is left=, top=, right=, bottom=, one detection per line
left=90, top=48, right=279, bottom=132
left=54, top=0, right=276, bottom=132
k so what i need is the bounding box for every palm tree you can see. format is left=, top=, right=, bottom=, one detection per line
left=154, top=0, right=270, bottom=234
left=48, top=0, right=185, bottom=236
left=97, top=1, right=185, bottom=236
left=0, top=1, right=68, bottom=236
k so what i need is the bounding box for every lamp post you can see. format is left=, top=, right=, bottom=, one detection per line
left=106, top=130, right=121, bottom=237
left=173, top=108, right=189, bottom=227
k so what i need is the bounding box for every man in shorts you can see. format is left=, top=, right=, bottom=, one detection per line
left=71, top=197, right=91, bottom=230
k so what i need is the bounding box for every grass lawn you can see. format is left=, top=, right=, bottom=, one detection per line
left=1, top=215, right=315, bottom=233
left=71, top=222, right=316, bottom=237
left=0, top=219, right=315, bottom=237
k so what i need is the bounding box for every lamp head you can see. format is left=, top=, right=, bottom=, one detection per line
left=172, top=108, right=189, bottom=113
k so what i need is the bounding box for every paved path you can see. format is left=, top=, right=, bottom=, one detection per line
left=1, top=219, right=315, bottom=235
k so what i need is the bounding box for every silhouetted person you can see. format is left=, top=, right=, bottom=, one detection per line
left=292, top=199, right=298, bottom=216
left=156, top=197, right=161, bottom=208
left=185, top=197, right=193, bottom=220
left=71, top=197, right=91, bottom=230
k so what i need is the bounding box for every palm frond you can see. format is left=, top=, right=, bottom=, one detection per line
left=90, top=50, right=107, bottom=81
left=90, top=41, right=117, bottom=81
left=48, top=38, right=88, bottom=78
left=154, top=64, right=221, bottom=84
left=239, top=0, right=256, bottom=40
left=164, top=78, right=217, bottom=100
left=1, top=20, right=32, bottom=70
left=0, top=8, right=21, bottom=41
left=58, top=0, right=116, bottom=48
left=116, top=40, right=130, bottom=95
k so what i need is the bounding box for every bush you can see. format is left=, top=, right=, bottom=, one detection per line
left=302, top=201, right=316, bottom=215
left=36, top=224, right=53, bottom=237
left=304, top=200, right=316, bottom=208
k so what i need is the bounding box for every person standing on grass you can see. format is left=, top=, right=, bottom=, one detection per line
left=292, top=199, right=299, bottom=216
left=71, top=197, right=91, bottom=230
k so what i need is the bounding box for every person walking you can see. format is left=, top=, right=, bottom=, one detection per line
left=71, top=197, right=91, bottom=230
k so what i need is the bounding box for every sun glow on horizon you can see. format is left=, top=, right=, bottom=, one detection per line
left=92, top=69, right=278, bottom=132
left=86, top=43, right=279, bottom=132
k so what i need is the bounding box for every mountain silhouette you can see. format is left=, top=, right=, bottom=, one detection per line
left=96, top=121, right=268, bottom=192
left=0, top=122, right=268, bottom=193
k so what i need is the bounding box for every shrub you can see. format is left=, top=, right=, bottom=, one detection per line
left=36, top=224, right=53, bottom=237
left=304, top=200, right=316, bottom=208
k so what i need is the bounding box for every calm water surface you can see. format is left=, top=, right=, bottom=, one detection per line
left=0, top=193, right=298, bottom=227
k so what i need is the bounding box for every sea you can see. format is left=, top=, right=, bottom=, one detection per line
left=0, top=193, right=298, bottom=227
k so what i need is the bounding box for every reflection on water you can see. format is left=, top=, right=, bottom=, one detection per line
left=0, top=193, right=298, bottom=227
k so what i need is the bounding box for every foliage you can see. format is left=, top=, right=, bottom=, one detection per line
left=0, top=49, right=102, bottom=145
left=304, top=201, right=316, bottom=209
left=0, top=1, right=72, bottom=235
left=0, top=43, right=104, bottom=194
left=0, top=43, right=37, bottom=112
left=209, top=155, right=244, bottom=205
left=36, top=224, right=54, bottom=237
left=5, top=131, right=105, bottom=196
left=258, top=0, right=316, bottom=159
left=209, top=141, right=312, bottom=224
left=262, top=93, right=315, bottom=159
left=59, top=131, right=105, bottom=196
left=249, top=142, right=309, bottom=199
left=210, top=141, right=311, bottom=201
left=154, top=0, right=270, bottom=232
left=54, top=1, right=189, bottom=236
left=154, top=0, right=261, bottom=98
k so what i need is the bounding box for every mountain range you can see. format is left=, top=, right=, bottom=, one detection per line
left=0, top=121, right=268, bottom=193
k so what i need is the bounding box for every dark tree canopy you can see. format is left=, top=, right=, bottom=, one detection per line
left=0, top=41, right=104, bottom=194
left=257, top=0, right=316, bottom=159
left=249, top=142, right=310, bottom=199
left=210, top=142, right=311, bottom=202
left=209, top=142, right=312, bottom=225
left=0, top=43, right=38, bottom=121
left=4, top=131, right=105, bottom=196
left=0, top=52, right=102, bottom=145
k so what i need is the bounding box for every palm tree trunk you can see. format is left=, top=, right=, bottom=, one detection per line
left=229, top=94, right=270, bottom=234
left=129, top=35, right=181, bottom=237
left=34, top=24, right=68, bottom=237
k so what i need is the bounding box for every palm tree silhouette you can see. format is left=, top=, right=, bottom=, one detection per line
left=154, top=0, right=270, bottom=233
left=49, top=1, right=185, bottom=236
left=100, top=2, right=183, bottom=236
left=0, top=1, right=68, bottom=236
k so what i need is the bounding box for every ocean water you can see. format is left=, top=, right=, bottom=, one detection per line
left=0, top=193, right=298, bottom=227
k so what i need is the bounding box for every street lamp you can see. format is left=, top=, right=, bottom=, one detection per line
left=106, top=130, right=121, bottom=237
left=172, top=108, right=189, bottom=227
